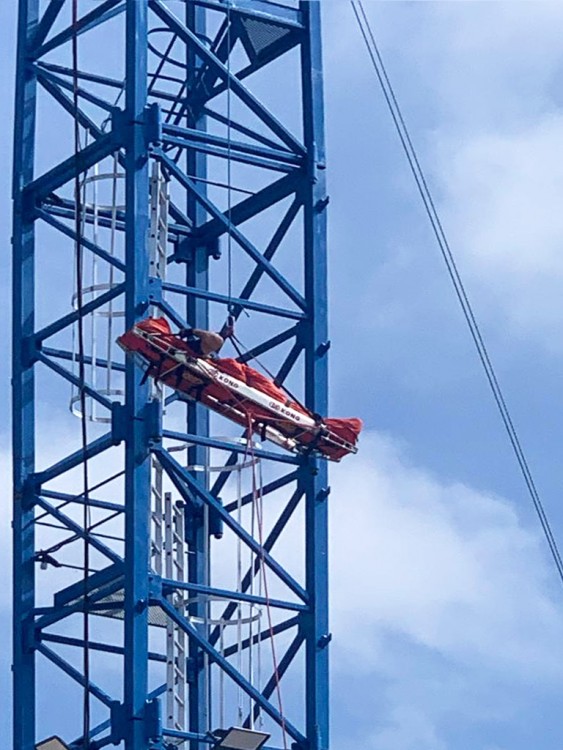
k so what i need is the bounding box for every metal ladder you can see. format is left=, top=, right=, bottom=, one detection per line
left=165, top=491, right=187, bottom=733
left=147, top=162, right=188, bottom=736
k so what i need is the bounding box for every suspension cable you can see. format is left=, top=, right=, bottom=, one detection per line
left=351, top=0, right=563, bottom=585
left=71, top=1, right=92, bottom=744
left=246, top=425, right=288, bottom=749
left=236, top=462, right=244, bottom=726
left=226, top=3, right=234, bottom=311
left=230, top=333, right=311, bottom=418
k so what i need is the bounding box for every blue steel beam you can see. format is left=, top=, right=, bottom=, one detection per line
left=237, top=325, right=300, bottom=364
left=41, top=346, right=127, bottom=373
left=36, top=352, right=114, bottom=411
left=35, top=69, right=194, bottom=231
left=187, top=172, right=302, bottom=245
left=24, top=131, right=118, bottom=203
left=41, top=632, right=167, bottom=662
left=40, top=488, right=125, bottom=514
left=158, top=152, right=307, bottom=309
left=33, top=577, right=125, bottom=632
left=12, top=2, right=38, bottom=748
left=159, top=578, right=308, bottom=613
left=203, top=106, right=286, bottom=152
left=184, top=5, right=210, bottom=741
left=162, top=133, right=297, bottom=173
left=32, top=0, right=126, bottom=59
left=31, top=0, right=66, bottom=49
left=245, top=633, right=305, bottom=728
left=208, top=487, right=304, bottom=647
left=149, top=0, right=306, bottom=154
left=232, top=197, right=304, bottom=318
left=162, top=430, right=301, bottom=466
left=162, top=122, right=302, bottom=167
left=222, top=470, right=300, bottom=513
left=33, top=433, right=115, bottom=486
left=122, top=2, right=152, bottom=748
left=156, top=596, right=307, bottom=746
left=221, top=616, right=300, bottom=660
left=33, top=282, right=125, bottom=344
left=300, top=5, right=330, bottom=749
left=37, top=644, right=115, bottom=707
left=35, top=66, right=120, bottom=114
left=162, top=281, right=305, bottom=320
left=156, top=448, right=308, bottom=603
left=34, top=498, right=122, bottom=564
left=36, top=208, right=127, bottom=271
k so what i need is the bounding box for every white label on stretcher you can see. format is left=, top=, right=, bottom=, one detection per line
left=193, top=361, right=317, bottom=430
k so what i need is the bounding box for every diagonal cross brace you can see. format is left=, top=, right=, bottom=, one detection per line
left=33, top=282, right=125, bottom=345
left=149, top=0, right=306, bottom=156
left=156, top=448, right=308, bottom=604
left=37, top=208, right=126, bottom=272
left=209, top=487, right=303, bottom=646
left=37, top=643, right=115, bottom=708
left=33, top=0, right=126, bottom=60
left=34, top=497, right=122, bottom=565
left=33, top=432, right=115, bottom=486
left=189, top=171, right=301, bottom=245
left=31, top=0, right=66, bottom=51
left=246, top=632, right=304, bottom=728
left=156, top=595, right=307, bottom=746
left=158, top=152, right=306, bottom=310
left=24, top=131, right=118, bottom=205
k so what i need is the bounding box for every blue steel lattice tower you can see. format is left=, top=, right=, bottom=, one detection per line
left=12, top=2, right=329, bottom=749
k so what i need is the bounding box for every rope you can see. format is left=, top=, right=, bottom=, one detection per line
left=246, top=418, right=288, bottom=749
left=351, top=1, right=563, bottom=585
left=248, top=460, right=257, bottom=730
left=256, top=458, right=264, bottom=730
left=231, top=333, right=311, bottom=418
left=236, top=462, right=244, bottom=726
left=71, top=1, right=92, bottom=745
left=226, top=2, right=234, bottom=312
left=106, top=152, right=119, bottom=394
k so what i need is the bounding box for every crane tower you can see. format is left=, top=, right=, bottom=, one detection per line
left=12, top=2, right=329, bottom=749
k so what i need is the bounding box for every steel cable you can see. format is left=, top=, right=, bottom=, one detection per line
left=351, top=0, right=563, bottom=584
left=71, top=1, right=92, bottom=744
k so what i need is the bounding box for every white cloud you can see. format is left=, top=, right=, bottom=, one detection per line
left=414, top=2, right=563, bottom=346
left=436, top=116, right=563, bottom=346
left=330, top=432, right=563, bottom=678
left=324, top=1, right=563, bottom=349
left=329, top=430, right=563, bottom=749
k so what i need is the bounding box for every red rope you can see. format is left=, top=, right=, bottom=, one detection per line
left=246, top=416, right=288, bottom=750
left=71, top=1, right=91, bottom=746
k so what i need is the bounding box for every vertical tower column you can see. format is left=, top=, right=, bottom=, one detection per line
left=185, top=5, right=209, bottom=746
left=123, top=1, right=151, bottom=747
left=12, top=3, right=38, bottom=749
left=301, top=3, right=330, bottom=748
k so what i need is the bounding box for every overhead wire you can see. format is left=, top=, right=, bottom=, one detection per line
left=226, top=3, right=234, bottom=312
left=71, top=0, right=92, bottom=744
left=351, top=0, right=563, bottom=585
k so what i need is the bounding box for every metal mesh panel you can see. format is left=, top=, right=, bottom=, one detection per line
left=241, top=17, right=291, bottom=57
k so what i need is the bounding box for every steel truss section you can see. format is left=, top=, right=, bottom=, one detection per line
left=13, top=1, right=329, bottom=749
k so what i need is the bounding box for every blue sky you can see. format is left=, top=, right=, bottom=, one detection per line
left=4, top=1, right=563, bottom=748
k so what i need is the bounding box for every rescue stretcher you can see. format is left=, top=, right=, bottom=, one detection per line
left=118, top=317, right=362, bottom=461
